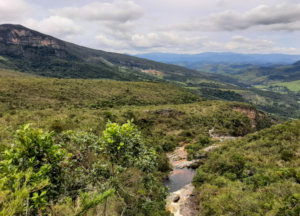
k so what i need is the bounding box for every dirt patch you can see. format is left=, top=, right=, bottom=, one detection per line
left=142, top=69, right=163, bottom=76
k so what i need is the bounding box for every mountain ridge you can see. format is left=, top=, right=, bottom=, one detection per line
left=133, top=52, right=300, bottom=64
left=0, top=24, right=249, bottom=87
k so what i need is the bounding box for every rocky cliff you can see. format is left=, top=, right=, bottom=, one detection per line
left=232, top=106, right=276, bottom=129
left=0, top=24, right=63, bottom=48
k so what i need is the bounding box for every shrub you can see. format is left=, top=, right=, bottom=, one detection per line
left=50, top=120, right=64, bottom=133
left=1, top=124, right=67, bottom=202
left=223, top=172, right=237, bottom=181
left=281, top=149, right=294, bottom=161
left=213, top=176, right=227, bottom=187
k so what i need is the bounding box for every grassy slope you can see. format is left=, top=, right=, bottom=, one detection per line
left=0, top=74, right=200, bottom=113
left=193, top=120, right=300, bottom=215
left=276, top=80, right=300, bottom=91
left=0, top=72, right=271, bottom=145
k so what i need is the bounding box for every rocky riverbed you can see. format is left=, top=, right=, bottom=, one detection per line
left=166, top=184, right=198, bottom=216
left=165, top=130, right=237, bottom=215
left=164, top=143, right=198, bottom=216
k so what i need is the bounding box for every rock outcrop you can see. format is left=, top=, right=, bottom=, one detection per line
left=174, top=160, right=200, bottom=169
left=232, top=106, right=264, bottom=128
left=0, top=24, right=65, bottom=49
left=166, top=184, right=197, bottom=216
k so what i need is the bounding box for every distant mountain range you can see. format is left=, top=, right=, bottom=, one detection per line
left=0, top=24, right=249, bottom=87
left=131, top=52, right=300, bottom=64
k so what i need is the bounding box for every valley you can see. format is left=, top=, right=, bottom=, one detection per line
left=0, top=23, right=300, bottom=216
left=0, top=69, right=274, bottom=215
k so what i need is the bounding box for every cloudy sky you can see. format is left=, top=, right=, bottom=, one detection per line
left=1, top=0, right=300, bottom=54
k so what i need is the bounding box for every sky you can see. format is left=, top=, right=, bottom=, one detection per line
left=1, top=0, right=300, bottom=54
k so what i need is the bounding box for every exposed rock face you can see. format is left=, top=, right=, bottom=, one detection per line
left=173, top=195, right=180, bottom=202
left=166, top=184, right=197, bottom=216
left=232, top=106, right=264, bottom=128
left=142, top=69, right=163, bottom=76
left=0, top=24, right=64, bottom=49
left=203, top=144, right=219, bottom=152
left=175, top=160, right=200, bottom=169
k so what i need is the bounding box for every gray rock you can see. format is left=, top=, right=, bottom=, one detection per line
left=173, top=195, right=180, bottom=202
left=203, top=145, right=219, bottom=152
left=175, top=160, right=200, bottom=169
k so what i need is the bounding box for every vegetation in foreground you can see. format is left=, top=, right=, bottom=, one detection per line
left=0, top=121, right=170, bottom=215
left=0, top=74, right=276, bottom=215
left=193, top=120, right=300, bottom=215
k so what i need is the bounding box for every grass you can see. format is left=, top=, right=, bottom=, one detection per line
left=0, top=75, right=202, bottom=113
left=276, top=80, right=300, bottom=92
left=0, top=68, right=37, bottom=78
left=0, top=100, right=263, bottom=144
left=219, top=89, right=248, bottom=93
left=0, top=74, right=273, bottom=146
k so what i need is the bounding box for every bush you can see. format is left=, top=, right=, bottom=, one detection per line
left=50, top=120, right=64, bottom=133
left=281, top=149, right=294, bottom=161
left=223, top=172, right=237, bottom=181
left=0, top=124, right=67, bottom=203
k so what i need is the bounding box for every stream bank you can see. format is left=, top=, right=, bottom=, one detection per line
left=164, top=143, right=199, bottom=216
left=164, top=132, right=236, bottom=215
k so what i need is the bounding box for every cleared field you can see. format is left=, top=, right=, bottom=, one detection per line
left=277, top=80, right=300, bottom=91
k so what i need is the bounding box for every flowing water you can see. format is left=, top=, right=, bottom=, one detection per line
left=163, top=168, right=196, bottom=193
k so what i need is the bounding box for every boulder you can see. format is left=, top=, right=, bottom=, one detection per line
left=173, top=195, right=180, bottom=203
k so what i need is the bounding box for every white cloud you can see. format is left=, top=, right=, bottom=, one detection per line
left=103, top=34, right=297, bottom=54
left=100, top=21, right=137, bottom=40
left=95, top=34, right=129, bottom=48
left=131, top=33, right=208, bottom=48
left=158, top=2, right=300, bottom=32
left=94, top=32, right=208, bottom=51
left=23, top=16, right=84, bottom=38
left=51, top=1, right=144, bottom=23
left=0, top=0, right=31, bottom=22
left=225, top=36, right=274, bottom=51
left=219, top=36, right=297, bottom=53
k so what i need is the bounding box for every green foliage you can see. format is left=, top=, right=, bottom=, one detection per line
left=101, top=120, right=157, bottom=173
left=0, top=170, right=49, bottom=215
left=75, top=189, right=115, bottom=216
left=1, top=124, right=67, bottom=201
left=281, top=149, right=294, bottom=161
left=185, top=137, right=212, bottom=160
left=0, top=76, right=203, bottom=113
left=193, top=120, right=300, bottom=215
